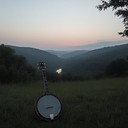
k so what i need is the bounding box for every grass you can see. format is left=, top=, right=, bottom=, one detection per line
left=0, top=77, right=128, bottom=128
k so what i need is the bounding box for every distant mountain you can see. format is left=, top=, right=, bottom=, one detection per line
left=47, top=50, right=89, bottom=58
left=46, top=50, right=70, bottom=58
left=68, top=40, right=128, bottom=50
left=63, top=43, right=128, bottom=76
left=61, top=50, right=89, bottom=58
left=8, top=46, right=63, bottom=72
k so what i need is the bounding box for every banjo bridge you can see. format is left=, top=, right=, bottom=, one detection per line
left=46, top=106, right=54, bottom=109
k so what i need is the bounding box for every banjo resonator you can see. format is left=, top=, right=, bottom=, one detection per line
left=35, top=62, right=62, bottom=121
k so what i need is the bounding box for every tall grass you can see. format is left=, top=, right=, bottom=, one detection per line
left=0, top=78, right=128, bottom=128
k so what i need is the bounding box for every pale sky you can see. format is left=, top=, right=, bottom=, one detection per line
left=0, top=0, right=127, bottom=50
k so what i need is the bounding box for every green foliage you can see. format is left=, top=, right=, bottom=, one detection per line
left=43, top=72, right=84, bottom=82
left=97, top=0, right=128, bottom=37
left=0, top=78, right=128, bottom=128
left=0, top=44, right=37, bottom=83
left=105, top=58, right=128, bottom=77
left=64, top=44, right=128, bottom=76
left=6, top=44, right=128, bottom=81
left=9, top=45, right=63, bottom=72
left=8, top=44, right=128, bottom=79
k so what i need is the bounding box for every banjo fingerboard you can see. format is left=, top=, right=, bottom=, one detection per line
left=38, top=62, right=49, bottom=95
left=42, top=69, right=49, bottom=94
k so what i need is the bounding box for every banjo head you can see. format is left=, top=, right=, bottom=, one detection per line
left=35, top=94, right=62, bottom=121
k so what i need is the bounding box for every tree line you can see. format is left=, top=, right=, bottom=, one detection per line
left=43, top=58, right=128, bottom=81
left=0, top=44, right=128, bottom=83
left=0, top=44, right=37, bottom=83
left=105, top=58, right=128, bottom=77
left=0, top=44, right=84, bottom=83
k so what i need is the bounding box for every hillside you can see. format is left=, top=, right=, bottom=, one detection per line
left=47, top=50, right=89, bottom=58
left=63, top=43, right=128, bottom=76
left=61, top=50, right=89, bottom=58
left=9, top=46, right=63, bottom=72
left=8, top=43, right=128, bottom=76
left=46, top=50, right=70, bottom=58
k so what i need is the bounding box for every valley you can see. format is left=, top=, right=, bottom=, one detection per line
left=8, top=43, right=128, bottom=76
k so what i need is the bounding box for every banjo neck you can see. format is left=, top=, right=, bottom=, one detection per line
left=42, top=68, right=49, bottom=95
left=38, top=62, right=49, bottom=95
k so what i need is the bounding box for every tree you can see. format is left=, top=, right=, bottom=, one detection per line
left=0, top=44, right=37, bottom=83
left=0, top=65, right=8, bottom=82
left=105, top=58, right=128, bottom=77
left=97, top=0, right=128, bottom=37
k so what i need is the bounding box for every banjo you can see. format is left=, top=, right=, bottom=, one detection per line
left=35, top=62, right=62, bottom=121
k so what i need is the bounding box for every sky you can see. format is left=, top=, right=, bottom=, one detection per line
left=0, top=0, right=127, bottom=50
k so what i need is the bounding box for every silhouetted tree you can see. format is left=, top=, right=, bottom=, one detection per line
left=0, top=65, right=8, bottom=82
left=105, top=58, right=128, bottom=77
left=97, top=0, right=128, bottom=37
left=0, top=44, right=37, bottom=83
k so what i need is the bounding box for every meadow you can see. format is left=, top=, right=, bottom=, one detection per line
left=0, top=77, right=128, bottom=128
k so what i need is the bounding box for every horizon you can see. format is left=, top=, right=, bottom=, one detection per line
left=3, top=40, right=128, bottom=51
left=0, top=0, right=127, bottom=50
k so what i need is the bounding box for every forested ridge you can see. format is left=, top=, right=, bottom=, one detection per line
left=0, top=44, right=37, bottom=83
left=1, top=44, right=128, bottom=83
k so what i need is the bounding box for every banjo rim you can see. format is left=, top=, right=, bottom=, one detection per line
left=35, top=94, right=62, bottom=121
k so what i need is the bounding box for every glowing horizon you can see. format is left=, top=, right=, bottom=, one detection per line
left=0, top=0, right=127, bottom=50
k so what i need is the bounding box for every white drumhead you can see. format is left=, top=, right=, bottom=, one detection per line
left=35, top=94, right=61, bottom=120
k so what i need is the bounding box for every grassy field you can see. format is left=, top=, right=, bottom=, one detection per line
left=0, top=77, right=128, bottom=128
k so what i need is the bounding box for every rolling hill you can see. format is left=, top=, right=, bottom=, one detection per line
left=8, top=46, right=63, bottom=72
left=8, top=43, right=128, bottom=76
left=61, top=50, right=89, bottom=58
left=47, top=50, right=89, bottom=58
left=63, top=43, right=128, bottom=76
